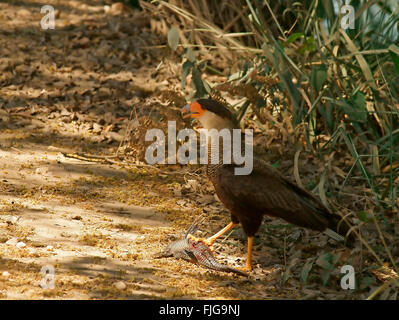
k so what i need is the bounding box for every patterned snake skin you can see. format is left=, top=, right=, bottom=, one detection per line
left=154, top=221, right=248, bottom=277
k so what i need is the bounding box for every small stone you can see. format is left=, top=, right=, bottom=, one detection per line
left=16, top=241, right=26, bottom=248
left=2, top=271, right=10, bottom=278
left=10, top=216, right=19, bottom=223
left=114, top=281, right=126, bottom=290
left=197, top=195, right=215, bottom=205
left=18, top=9, right=31, bottom=17
left=92, top=123, right=102, bottom=134
left=5, top=238, right=18, bottom=246
left=108, top=131, right=123, bottom=142
left=110, top=2, right=124, bottom=15
left=79, top=37, right=90, bottom=46
left=173, top=189, right=182, bottom=197
left=186, top=179, right=199, bottom=191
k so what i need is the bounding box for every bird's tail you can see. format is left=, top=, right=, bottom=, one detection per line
left=287, top=180, right=355, bottom=244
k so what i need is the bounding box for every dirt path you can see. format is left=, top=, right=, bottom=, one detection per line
left=0, top=111, right=291, bottom=299
left=0, top=0, right=277, bottom=300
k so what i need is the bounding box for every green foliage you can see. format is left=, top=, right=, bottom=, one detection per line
left=311, top=64, right=327, bottom=93
left=166, top=0, right=399, bottom=206
left=181, top=51, right=210, bottom=100
left=300, top=258, right=315, bottom=285
left=389, top=45, right=399, bottom=74
left=316, top=252, right=341, bottom=286
left=356, top=211, right=370, bottom=222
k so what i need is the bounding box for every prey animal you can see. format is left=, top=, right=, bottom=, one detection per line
left=154, top=220, right=248, bottom=277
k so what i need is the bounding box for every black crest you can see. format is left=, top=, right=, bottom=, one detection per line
left=197, top=99, right=235, bottom=121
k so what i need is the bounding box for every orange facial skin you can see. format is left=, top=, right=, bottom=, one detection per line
left=189, top=101, right=206, bottom=118
left=181, top=101, right=206, bottom=119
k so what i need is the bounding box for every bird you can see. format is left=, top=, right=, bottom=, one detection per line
left=180, top=98, right=353, bottom=271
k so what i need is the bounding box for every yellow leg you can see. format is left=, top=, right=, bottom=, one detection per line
left=188, top=222, right=238, bottom=247
left=238, top=236, right=254, bottom=272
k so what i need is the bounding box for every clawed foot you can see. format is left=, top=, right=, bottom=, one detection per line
left=187, top=234, right=215, bottom=252
left=236, top=263, right=253, bottom=272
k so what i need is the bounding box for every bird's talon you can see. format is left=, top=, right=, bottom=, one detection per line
left=187, top=234, right=199, bottom=242
left=187, top=234, right=214, bottom=248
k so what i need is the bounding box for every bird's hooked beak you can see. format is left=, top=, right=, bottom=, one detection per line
left=181, top=104, right=192, bottom=119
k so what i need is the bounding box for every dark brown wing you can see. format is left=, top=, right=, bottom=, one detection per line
left=215, top=157, right=331, bottom=231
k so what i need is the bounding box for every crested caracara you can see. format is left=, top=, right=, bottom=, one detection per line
left=181, top=99, right=353, bottom=271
